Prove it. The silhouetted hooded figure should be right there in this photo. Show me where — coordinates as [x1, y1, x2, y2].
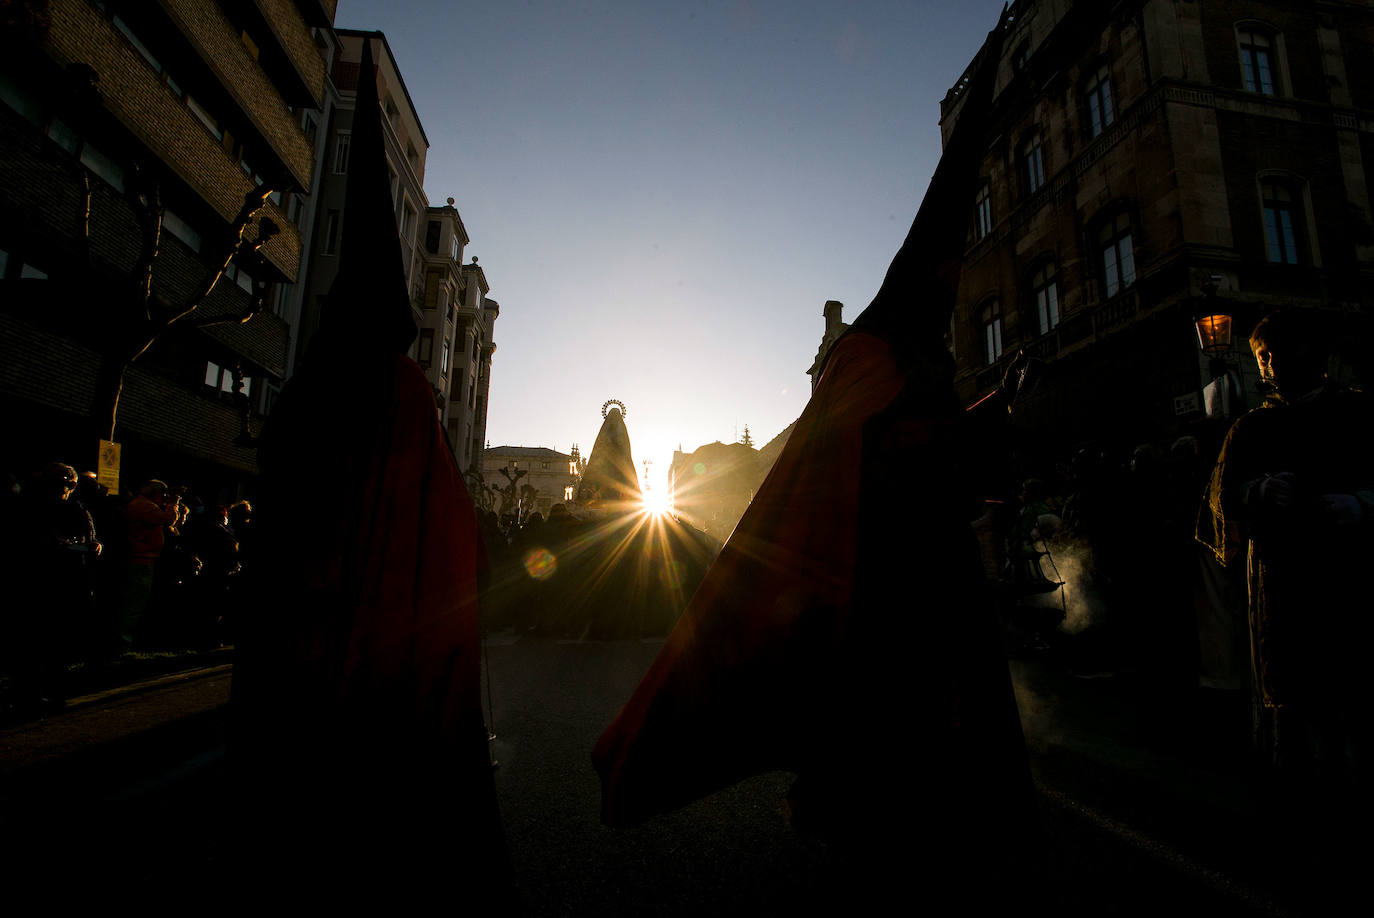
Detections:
[231, 34, 504, 899]
[593, 11, 1036, 905]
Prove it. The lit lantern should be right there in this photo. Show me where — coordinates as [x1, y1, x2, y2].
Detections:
[1194, 276, 1232, 356]
[1194, 312, 1233, 356]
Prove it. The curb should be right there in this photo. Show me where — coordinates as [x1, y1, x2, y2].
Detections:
[63, 662, 234, 712]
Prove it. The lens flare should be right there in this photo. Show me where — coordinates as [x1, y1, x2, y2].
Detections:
[641, 489, 670, 516]
[523, 547, 557, 581]
[692, 462, 706, 475]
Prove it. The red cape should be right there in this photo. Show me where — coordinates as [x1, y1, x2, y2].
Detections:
[593, 332, 1029, 835]
[233, 354, 503, 886]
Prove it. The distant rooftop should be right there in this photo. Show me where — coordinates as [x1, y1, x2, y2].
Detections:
[485, 446, 572, 460]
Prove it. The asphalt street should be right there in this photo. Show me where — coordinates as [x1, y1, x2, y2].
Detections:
[0, 635, 1358, 915]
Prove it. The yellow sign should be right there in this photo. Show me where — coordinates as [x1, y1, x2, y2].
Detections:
[98, 439, 120, 493]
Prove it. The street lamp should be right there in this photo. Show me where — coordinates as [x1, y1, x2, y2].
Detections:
[1193, 275, 1233, 358]
[1193, 275, 1238, 419]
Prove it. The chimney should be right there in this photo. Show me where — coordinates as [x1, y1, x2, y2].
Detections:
[823, 300, 844, 334]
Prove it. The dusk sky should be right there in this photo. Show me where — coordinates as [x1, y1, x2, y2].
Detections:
[336, 1, 1007, 495]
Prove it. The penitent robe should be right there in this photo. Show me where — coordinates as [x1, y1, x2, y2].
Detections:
[231, 351, 505, 895]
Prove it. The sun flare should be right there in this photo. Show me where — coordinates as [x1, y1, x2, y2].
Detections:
[640, 489, 671, 516]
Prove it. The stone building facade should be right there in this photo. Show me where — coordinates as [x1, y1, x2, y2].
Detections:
[945, 0, 1374, 457]
[482, 445, 582, 520]
[0, 0, 333, 494]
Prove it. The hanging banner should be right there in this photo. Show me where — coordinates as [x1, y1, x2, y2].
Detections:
[98, 439, 120, 493]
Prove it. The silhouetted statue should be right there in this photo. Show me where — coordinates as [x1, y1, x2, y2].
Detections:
[576, 402, 641, 509]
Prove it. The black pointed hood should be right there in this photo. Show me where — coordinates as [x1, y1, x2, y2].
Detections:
[850, 9, 1008, 365]
[315, 33, 417, 359]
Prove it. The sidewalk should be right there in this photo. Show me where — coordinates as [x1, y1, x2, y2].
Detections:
[0, 645, 234, 726]
[1013, 647, 1357, 917]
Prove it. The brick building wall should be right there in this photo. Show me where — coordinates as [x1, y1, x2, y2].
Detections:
[0, 0, 334, 488]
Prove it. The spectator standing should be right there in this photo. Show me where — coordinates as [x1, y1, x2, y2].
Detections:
[1198, 310, 1374, 780]
[121, 480, 177, 646]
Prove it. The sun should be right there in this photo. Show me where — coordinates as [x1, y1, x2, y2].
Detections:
[640, 488, 671, 516]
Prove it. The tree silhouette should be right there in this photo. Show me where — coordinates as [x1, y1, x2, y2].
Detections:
[739, 425, 754, 449]
[51, 63, 280, 460]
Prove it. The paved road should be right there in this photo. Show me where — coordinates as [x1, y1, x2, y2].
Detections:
[0, 637, 1351, 914]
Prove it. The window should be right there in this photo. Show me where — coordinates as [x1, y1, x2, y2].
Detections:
[186, 95, 222, 141]
[1021, 132, 1045, 195]
[1261, 179, 1303, 264]
[163, 209, 202, 252]
[302, 112, 318, 146]
[0, 72, 41, 123]
[1098, 213, 1136, 297]
[980, 300, 1004, 365]
[400, 201, 415, 239]
[441, 339, 451, 376]
[1013, 42, 1030, 74]
[450, 233, 461, 262]
[80, 143, 126, 192]
[333, 131, 351, 174]
[1085, 65, 1115, 138]
[231, 260, 253, 293]
[418, 328, 434, 367]
[46, 116, 79, 154]
[1238, 29, 1276, 95]
[113, 15, 162, 74]
[204, 361, 220, 387]
[1032, 262, 1060, 334]
[974, 185, 993, 240]
[322, 209, 340, 255]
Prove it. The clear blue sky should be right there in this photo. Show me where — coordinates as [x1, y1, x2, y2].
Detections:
[337, 1, 1006, 493]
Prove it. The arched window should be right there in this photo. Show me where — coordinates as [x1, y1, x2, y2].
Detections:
[1031, 262, 1060, 334]
[1021, 130, 1046, 195]
[1096, 213, 1136, 298]
[974, 184, 993, 240]
[1261, 178, 1305, 264]
[980, 300, 1004, 366]
[1084, 65, 1115, 138]
[1237, 25, 1283, 95]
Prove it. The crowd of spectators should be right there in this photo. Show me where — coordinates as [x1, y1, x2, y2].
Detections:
[1, 463, 251, 713]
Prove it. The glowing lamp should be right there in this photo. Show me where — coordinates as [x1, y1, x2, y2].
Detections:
[1193, 276, 1232, 356]
[1194, 312, 1233, 356]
